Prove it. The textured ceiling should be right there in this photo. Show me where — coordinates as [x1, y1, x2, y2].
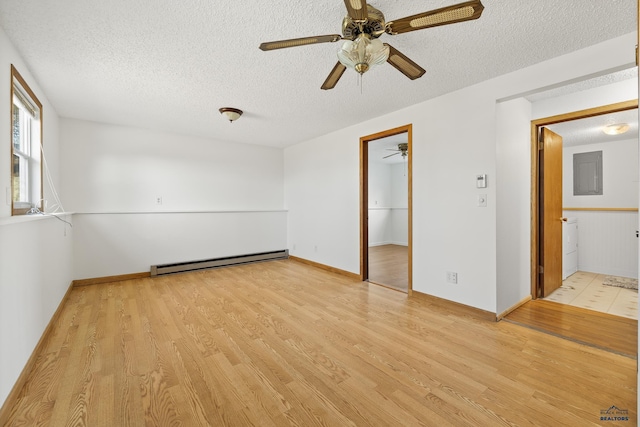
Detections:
[0, 0, 636, 148]
[529, 67, 638, 147]
[526, 67, 639, 103]
[547, 108, 638, 148]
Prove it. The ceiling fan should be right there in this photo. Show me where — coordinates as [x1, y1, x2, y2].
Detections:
[384, 143, 408, 159]
[259, 0, 484, 90]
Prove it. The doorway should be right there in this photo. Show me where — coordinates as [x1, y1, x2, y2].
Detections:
[360, 124, 413, 294]
[531, 100, 638, 304]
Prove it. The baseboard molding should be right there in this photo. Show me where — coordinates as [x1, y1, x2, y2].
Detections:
[496, 295, 532, 321]
[73, 272, 150, 287]
[411, 290, 496, 322]
[0, 281, 74, 426]
[369, 242, 409, 247]
[389, 241, 408, 247]
[288, 256, 361, 281]
[368, 241, 392, 247]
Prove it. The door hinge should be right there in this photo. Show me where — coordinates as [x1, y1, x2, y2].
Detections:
[538, 265, 544, 274]
[538, 141, 544, 151]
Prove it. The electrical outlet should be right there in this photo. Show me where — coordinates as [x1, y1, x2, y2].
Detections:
[156, 196, 162, 205]
[446, 271, 458, 284]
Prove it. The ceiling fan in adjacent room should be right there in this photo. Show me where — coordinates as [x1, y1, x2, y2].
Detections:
[259, 0, 484, 90]
[384, 143, 408, 159]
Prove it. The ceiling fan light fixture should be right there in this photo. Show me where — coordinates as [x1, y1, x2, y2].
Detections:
[337, 33, 389, 75]
[603, 123, 629, 135]
[219, 107, 243, 123]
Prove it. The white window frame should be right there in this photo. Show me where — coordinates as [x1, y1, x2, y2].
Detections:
[11, 65, 43, 216]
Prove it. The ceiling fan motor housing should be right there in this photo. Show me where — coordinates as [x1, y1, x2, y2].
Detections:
[342, 5, 386, 39]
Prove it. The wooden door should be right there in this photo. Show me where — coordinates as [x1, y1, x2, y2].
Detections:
[540, 127, 564, 297]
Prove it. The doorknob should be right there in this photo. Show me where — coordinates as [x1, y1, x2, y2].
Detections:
[560, 217, 568, 222]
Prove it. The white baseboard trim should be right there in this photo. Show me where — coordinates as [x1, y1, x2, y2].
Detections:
[369, 242, 409, 247]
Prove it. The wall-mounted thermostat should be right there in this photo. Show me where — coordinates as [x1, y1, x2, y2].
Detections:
[476, 174, 487, 188]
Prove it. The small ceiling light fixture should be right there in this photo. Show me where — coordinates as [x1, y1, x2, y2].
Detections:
[219, 107, 243, 123]
[603, 123, 630, 135]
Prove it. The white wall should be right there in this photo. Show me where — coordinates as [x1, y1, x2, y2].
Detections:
[367, 161, 408, 246]
[60, 118, 287, 279]
[495, 98, 533, 314]
[532, 79, 638, 120]
[390, 163, 408, 245]
[73, 212, 286, 279]
[564, 138, 638, 208]
[286, 84, 498, 311]
[368, 161, 392, 246]
[368, 161, 392, 208]
[0, 216, 73, 408]
[285, 127, 362, 273]
[286, 32, 637, 313]
[0, 26, 72, 408]
[60, 118, 284, 212]
[562, 138, 638, 278]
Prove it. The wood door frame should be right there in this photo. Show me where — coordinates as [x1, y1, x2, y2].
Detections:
[360, 124, 413, 294]
[530, 100, 638, 299]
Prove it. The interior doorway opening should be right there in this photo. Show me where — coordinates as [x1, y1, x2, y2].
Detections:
[531, 100, 638, 303]
[360, 124, 413, 294]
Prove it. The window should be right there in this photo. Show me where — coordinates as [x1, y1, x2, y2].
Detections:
[10, 65, 42, 215]
[573, 150, 603, 196]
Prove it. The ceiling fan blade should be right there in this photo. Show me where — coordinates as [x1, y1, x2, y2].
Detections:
[321, 62, 347, 90]
[385, 44, 426, 80]
[383, 152, 400, 159]
[386, 0, 484, 35]
[343, 0, 368, 21]
[259, 34, 343, 51]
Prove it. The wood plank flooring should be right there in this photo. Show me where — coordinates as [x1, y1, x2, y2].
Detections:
[368, 244, 408, 292]
[505, 299, 638, 358]
[4, 260, 637, 426]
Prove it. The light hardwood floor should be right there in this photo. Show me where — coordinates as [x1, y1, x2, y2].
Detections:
[3, 260, 637, 426]
[505, 299, 638, 358]
[368, 244, 408, 292]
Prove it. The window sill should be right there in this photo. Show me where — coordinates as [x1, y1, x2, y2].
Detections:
[0, 212, 73, 226]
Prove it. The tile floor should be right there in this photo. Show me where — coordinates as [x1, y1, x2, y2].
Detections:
[545, 271, 638, 319]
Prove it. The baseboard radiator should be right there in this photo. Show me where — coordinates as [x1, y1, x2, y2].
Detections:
[150, 249, 289, 277]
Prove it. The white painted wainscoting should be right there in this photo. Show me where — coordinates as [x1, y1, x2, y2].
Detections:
[0, 214, 74, 406]
[563, 210, 638, 279]
[73, 211, 288, 280]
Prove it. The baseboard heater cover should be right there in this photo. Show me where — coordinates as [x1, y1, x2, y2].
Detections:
[150, 249, 289, 277]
